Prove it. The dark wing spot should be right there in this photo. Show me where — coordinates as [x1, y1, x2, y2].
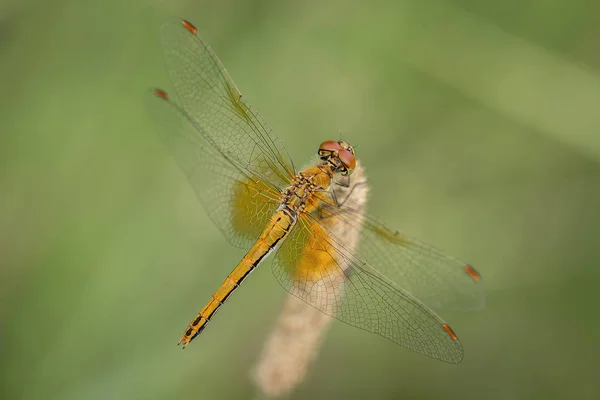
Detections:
[181, 20, 198, 35]
[442, 324, 458, 341]
[153, 88, 169, 100]
[464, 264, 482, 282]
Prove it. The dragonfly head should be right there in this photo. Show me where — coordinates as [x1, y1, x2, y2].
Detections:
[318, 140, 356, 176]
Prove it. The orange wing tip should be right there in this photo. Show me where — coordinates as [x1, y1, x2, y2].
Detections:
[153, 88, 169, 100]
[442, 324, 458, 341]
[464, 264, 482, 282]
[181, 19, 198, 35]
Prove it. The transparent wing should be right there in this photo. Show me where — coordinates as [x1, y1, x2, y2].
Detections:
[272, 215, 464, 363]
[146, 89, 281, 248]
[322, 201, 486, 312]
[360, 213, 485, 311]
[159, 19, 295, 188]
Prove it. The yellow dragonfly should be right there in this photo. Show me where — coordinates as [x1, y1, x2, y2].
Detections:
[147, 19, 485, 363]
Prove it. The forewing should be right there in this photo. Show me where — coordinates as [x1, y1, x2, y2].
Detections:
[146, 89, 280, 248]
[272, 215, 464, 363]
[159, 19, 295, 187]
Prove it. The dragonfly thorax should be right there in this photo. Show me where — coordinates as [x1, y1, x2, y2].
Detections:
[280, 166, 333, 215]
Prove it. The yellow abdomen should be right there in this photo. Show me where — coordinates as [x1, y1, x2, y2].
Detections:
[178, 208, 296, 347]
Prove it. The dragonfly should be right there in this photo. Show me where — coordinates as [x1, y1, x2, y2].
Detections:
[147, 19, 485, 364]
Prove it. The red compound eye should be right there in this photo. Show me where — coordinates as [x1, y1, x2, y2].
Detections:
[319, 140, 342, 153]
[339, 149, 356, 171]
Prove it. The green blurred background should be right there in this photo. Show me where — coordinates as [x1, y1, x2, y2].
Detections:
[2, 0, 600, 399]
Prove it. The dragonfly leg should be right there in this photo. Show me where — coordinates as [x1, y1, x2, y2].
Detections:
[331, 180, 368, 207]
[332, 175, 351, 188]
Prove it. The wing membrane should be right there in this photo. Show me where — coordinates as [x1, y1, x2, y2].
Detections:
[159, 19, 295, 188]
[146, 90, 280, 248]
[325, 204, 486, 312]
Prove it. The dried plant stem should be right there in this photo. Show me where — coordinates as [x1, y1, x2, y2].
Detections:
[252, 161, 369, 398]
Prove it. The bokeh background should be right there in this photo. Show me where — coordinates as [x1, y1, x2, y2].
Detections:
[2, 0, 600, 399]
